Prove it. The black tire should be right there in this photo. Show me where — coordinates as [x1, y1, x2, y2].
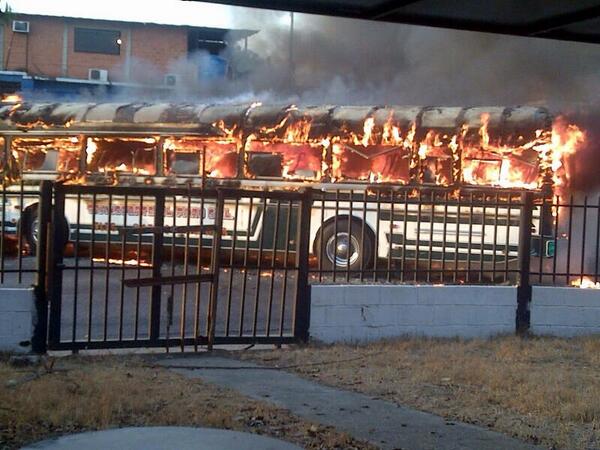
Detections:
[23, 207, 69, 255]
[314, 218, 374, 272]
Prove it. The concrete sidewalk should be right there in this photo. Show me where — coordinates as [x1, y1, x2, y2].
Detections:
[157, 355, 542, 450]
[22, 427, 302, 450]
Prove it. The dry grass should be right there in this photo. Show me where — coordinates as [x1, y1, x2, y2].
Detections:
[242, 335, 600, 450]
[0, 355, 376, 450]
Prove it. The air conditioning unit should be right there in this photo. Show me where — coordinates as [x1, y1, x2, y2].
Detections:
[88, 68, 109, 82]
[12, 21, 30, 33]
[164, 74, 177, 87]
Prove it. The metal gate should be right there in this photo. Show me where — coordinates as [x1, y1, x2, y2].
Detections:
[45, 184, 311, 351]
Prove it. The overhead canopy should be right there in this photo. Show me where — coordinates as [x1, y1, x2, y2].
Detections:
[191, 0, 600, 45]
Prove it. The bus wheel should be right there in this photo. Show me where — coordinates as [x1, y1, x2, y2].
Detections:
[315, 218, 374, 272]
[23, 207, 69, 255]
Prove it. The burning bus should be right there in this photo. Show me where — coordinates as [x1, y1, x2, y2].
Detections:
[0, 101, 584, 272]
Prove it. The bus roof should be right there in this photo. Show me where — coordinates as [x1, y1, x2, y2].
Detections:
[0, 102, 553, 138]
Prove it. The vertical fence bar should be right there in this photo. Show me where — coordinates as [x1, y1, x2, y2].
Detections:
[87, 193, 96, 343]
[480, 197, 486, 283]
[294, 189, 312, 343]
[279, 199, 293, 337]
[504, 196, 512, 283]
[239, 196, 253, 336]
[566, 195, 574, 285]
[387, 190, 394, 282]
[318, 192, 325, 283]
[347, 191, 353, 282]
[492, 193, 499, 282]
[360, 190, 367, 283]
[72, 193, 81, 343]
[466, 193, 474, 283]
[225, 197, 239, 336]
[149, 191, 165, 344]
[552, 195, 559, 285]
[252, 195, 268, 336]
[538, 196, 546, 284]
[17, 179, 24, 284]
[103, 193, 112, 341]
[134, 195, 143, 340]
[453, 193, 461, 284]
[415, 190, 422, 283]
[373, 190, 381, 282]
[207, 189, 224, 351]
[194, 193, 206, 348]
[440, 191, 448, 283]
[516, 191, 533, 335]
[427, 192, 434, 283]
[579, 196, 588, 284]
[266, 199, 281, 336]
[32, 181, 52, 354]
[401, 190, 408, 282]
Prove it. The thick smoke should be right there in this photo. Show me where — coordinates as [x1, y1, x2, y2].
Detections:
[222, 10, 600, 107]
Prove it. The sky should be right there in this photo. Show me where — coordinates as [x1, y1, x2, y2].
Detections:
[0, 0, 236, 29]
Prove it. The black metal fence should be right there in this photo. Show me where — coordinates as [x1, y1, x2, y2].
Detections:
[309, 187, 528, 285]
[3, 183, 600, 290]
[0, 180, 46, 286]
[530, 193, 600, 288]
[43, 184, 311, 351]
[5, 181, 600, 351]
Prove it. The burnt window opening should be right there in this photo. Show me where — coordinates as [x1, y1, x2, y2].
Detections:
[246, 142, 323, 180]
[332, 144, 410, 184]
[74, 28, 121, 55]
[11, 137, 81, 173]
[461, 139, 540, 189]
[163, 137, 238, 178]
[86, 138, 156, 175]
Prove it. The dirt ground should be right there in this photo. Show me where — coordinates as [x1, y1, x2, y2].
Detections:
[242, 335, 600, 450]
[0, 353, 376, 450]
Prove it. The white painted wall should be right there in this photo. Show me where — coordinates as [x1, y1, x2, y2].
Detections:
[310, 285, 516, 343]
[0, 288, 35, 353]
[531, 287, 600, 336]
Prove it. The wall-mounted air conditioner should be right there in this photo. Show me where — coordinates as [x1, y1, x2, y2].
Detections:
[88, 68, 109, 82]
[164, 74, 177, 86]
[12, 21, 30, 33]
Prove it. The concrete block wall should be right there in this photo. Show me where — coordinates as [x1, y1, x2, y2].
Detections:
[0, 288, 35, 353]
[310, 285, 516, 343]
[531, 287, 600, 336]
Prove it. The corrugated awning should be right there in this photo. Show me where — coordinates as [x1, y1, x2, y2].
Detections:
[193, 0, 600, 45]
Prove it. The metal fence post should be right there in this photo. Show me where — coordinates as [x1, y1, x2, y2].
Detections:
[294, 188, 312, 343]
[150, 191, 165, 344]
[31, 181, 52, 354]
[47, 183, 65, 349]
[517, 191, 533, 335]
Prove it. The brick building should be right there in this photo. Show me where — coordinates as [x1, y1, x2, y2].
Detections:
[0, 9, 256, 98]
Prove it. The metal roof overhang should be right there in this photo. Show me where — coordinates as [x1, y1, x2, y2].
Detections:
[187, 0, 600, 45]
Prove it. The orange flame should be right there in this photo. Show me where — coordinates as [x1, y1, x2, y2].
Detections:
[571, 277, 600, 289]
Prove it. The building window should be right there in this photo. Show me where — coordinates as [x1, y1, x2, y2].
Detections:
[74, 28, 121, 55]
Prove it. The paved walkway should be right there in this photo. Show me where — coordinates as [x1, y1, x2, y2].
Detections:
[22, 427, 302, 450]
[158, 355, 542, 450]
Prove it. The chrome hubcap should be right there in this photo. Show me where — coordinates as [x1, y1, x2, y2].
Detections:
[325, 232, 360, 268]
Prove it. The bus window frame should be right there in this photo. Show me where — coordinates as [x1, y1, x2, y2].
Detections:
[84, 135, 161, 177]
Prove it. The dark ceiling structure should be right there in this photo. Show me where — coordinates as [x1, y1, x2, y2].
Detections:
[188, 0, 600, 45]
